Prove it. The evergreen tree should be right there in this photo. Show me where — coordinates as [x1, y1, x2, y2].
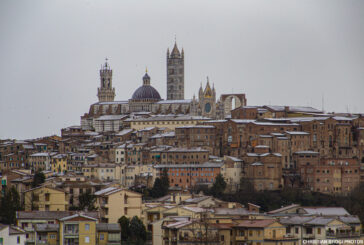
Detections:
[129, 216, 147, 244]
[78, 191, 96, 211]
[118, 215, 147, 244]
[32, 171, 45, 188]
[118, 216, 130, 242]
[160, 168, 170, 189]
[150, 168, 170, 198]
[210, 173, 227, 197]
[0, 187, 21, 224]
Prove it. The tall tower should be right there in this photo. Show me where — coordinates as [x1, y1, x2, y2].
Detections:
[167, 41, 184, 100]
[97, 58, 115, 102]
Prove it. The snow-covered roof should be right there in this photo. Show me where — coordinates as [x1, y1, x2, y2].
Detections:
[94, 100, 128, 105]
[156, 99, 192, 104]
[294, 151, 319, 155]
[300, 207, 350, 216]
[285, 131, 310, 135]
[30, 152, 50, 157]
[94, 187, 119, 196]
[176, 125, 215, 129]
[116, 129, 133, 136]
[95, 115, 128, 121]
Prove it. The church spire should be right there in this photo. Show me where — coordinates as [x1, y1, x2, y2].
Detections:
[171, 41, 181, 58]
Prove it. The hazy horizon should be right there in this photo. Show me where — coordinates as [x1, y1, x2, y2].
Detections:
[1, 0, 364, 140]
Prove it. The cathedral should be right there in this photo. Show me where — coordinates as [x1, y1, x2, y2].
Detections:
[81, 42, 246, 131]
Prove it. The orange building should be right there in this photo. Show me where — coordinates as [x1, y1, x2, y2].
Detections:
[155, 162, 223, 189]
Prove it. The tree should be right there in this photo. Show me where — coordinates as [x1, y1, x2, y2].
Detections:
[118, 216, 130, 242]
[118, 215, 147, 244]
[0, 187, 21, 224]
[150, 168, 170, 198]
[239, 178, 255, 193]
[129, 216, 147, 244]
[209, 174, 227, 197]
[78, 191, 96, 211]
[32, 171, 45, 188]
[161, 168, 170, 189]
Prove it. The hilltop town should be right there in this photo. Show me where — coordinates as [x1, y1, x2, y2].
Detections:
[1, 43, 364, 244]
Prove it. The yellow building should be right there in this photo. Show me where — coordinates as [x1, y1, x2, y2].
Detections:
[281, 216, 360, 244]
[96, 223, 121, 245]
[129, 115, 211, 131]
[95, 187, 142, 223]
[24, 186, 68, 211]
[81, 163, 121, 182]
[59, 213, 97, 245]
[124, 164, 153, 187]
[51, 154, 68, 174]
[16, 210, 100, 245]
[221, 156, 244, 192]
[233, 219, 298, 245]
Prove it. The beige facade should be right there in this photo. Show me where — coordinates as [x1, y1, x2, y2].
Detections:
[24, 186, 68, 211]
[95, 187, 142, 223]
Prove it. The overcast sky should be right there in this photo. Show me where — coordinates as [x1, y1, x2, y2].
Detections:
[1, 0, 364, 140]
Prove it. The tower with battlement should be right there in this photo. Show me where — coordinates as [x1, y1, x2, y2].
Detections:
[97, 59, 115, 102]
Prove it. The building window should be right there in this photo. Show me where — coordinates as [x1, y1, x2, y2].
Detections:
[100, 234, 104, 240]
[85, 236, 90, 243]
[17, 236, 20, 244]
[85, 224, 90, 231]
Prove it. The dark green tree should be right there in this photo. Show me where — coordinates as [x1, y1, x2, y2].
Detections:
[129, 216, 147, 244]
[31, 171, 45, 188]
[150, 168, 170, 198]
[0, 187, 21, 224]
[209, 173, 227, 197]
[161, 168, 170, 189]
[78, 191, 96, 211]
[118, 215, 130, 242]
[239, 178, 255, 193]
[118, 215, 147, 244]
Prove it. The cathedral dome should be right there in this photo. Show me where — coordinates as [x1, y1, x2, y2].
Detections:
[131, 85, 161, 100]
[131, 72, 161, 100]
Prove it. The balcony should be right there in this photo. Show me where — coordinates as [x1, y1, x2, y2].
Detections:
[64, 225, 79, 236]
[178, 235, 220, 243]
[236, 236, 248, 241]
[326, 231, 361, 238]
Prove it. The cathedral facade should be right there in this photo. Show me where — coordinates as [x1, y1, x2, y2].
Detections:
[81, 42, 246, 131]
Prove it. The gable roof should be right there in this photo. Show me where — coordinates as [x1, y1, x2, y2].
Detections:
[235, 219, 277, 228]
[267, 204, 300, 214]
[16, 211, 100, 220]
[299, 207, 350, 216]
[59, 213, 98, 222]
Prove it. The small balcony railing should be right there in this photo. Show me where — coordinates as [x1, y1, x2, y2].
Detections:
[326, 231, 360, 238]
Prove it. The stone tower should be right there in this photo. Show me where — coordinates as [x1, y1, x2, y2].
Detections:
[97, 59, 115, 102]
[167, 42, 184, 100]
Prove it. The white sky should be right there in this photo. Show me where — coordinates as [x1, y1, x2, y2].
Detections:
[0, 0, 364, 139]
